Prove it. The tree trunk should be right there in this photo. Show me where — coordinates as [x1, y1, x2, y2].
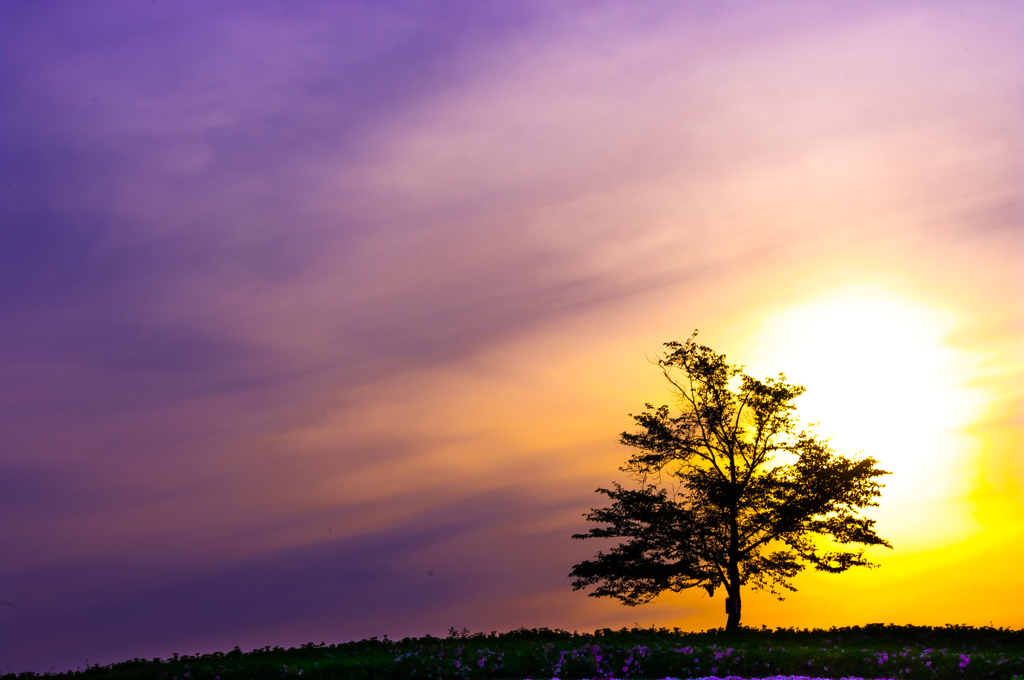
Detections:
[725, 556, 742, 631]
[726, 497, 741, 631]
[725, 584, 741, 631]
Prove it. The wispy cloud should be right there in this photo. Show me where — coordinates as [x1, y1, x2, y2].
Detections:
[2, 0, 1021, 673]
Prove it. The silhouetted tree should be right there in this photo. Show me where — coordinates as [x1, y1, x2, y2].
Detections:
[569, 332, 892, 630]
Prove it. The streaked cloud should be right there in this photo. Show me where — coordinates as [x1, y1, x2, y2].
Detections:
[2, 0, 1021, 673]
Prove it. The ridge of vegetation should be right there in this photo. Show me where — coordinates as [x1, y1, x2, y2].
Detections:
[6, 624, 1023, 680]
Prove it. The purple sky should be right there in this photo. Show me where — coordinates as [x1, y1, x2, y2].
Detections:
[2, 0, 1022, 674]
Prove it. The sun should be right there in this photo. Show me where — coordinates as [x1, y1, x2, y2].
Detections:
[737, 284, 992, 550]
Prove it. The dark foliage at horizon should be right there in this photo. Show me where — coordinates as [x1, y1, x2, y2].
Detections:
[5, 624, 1023, 680]
[571, 333, 892, 630]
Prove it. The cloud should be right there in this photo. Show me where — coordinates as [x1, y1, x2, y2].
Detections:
[1, 0, 1021, 672]
[1, 487, 602, 672]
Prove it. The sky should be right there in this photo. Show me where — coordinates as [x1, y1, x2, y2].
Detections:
[1, 0, 1022, 673]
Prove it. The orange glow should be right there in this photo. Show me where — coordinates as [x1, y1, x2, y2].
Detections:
[739, 285, 993, 549]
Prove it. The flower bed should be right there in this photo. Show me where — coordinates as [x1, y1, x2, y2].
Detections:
[5, 625, 1022, 680]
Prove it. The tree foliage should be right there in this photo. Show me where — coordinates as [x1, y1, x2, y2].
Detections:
[569, 332, 892, 629]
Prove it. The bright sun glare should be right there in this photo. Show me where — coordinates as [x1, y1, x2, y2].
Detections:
[740, 285, 991, 550]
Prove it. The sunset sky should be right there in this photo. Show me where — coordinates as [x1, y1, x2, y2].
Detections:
[2, 0, 1022, 674]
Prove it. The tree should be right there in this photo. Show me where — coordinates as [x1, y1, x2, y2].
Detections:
[569, 332, 892, 630]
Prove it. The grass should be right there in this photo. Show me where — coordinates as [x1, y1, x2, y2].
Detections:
[4, 624, 1023, 680]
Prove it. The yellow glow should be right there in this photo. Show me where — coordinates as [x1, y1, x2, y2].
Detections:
[739, 284, 993, 549]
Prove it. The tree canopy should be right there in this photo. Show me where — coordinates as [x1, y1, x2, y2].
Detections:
[569, 332, 892, 630]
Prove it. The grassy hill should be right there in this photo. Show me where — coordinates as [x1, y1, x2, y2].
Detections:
[5, 624, 1023, 680]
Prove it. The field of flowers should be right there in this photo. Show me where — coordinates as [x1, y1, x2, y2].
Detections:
[4, 624, 1022, 680]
